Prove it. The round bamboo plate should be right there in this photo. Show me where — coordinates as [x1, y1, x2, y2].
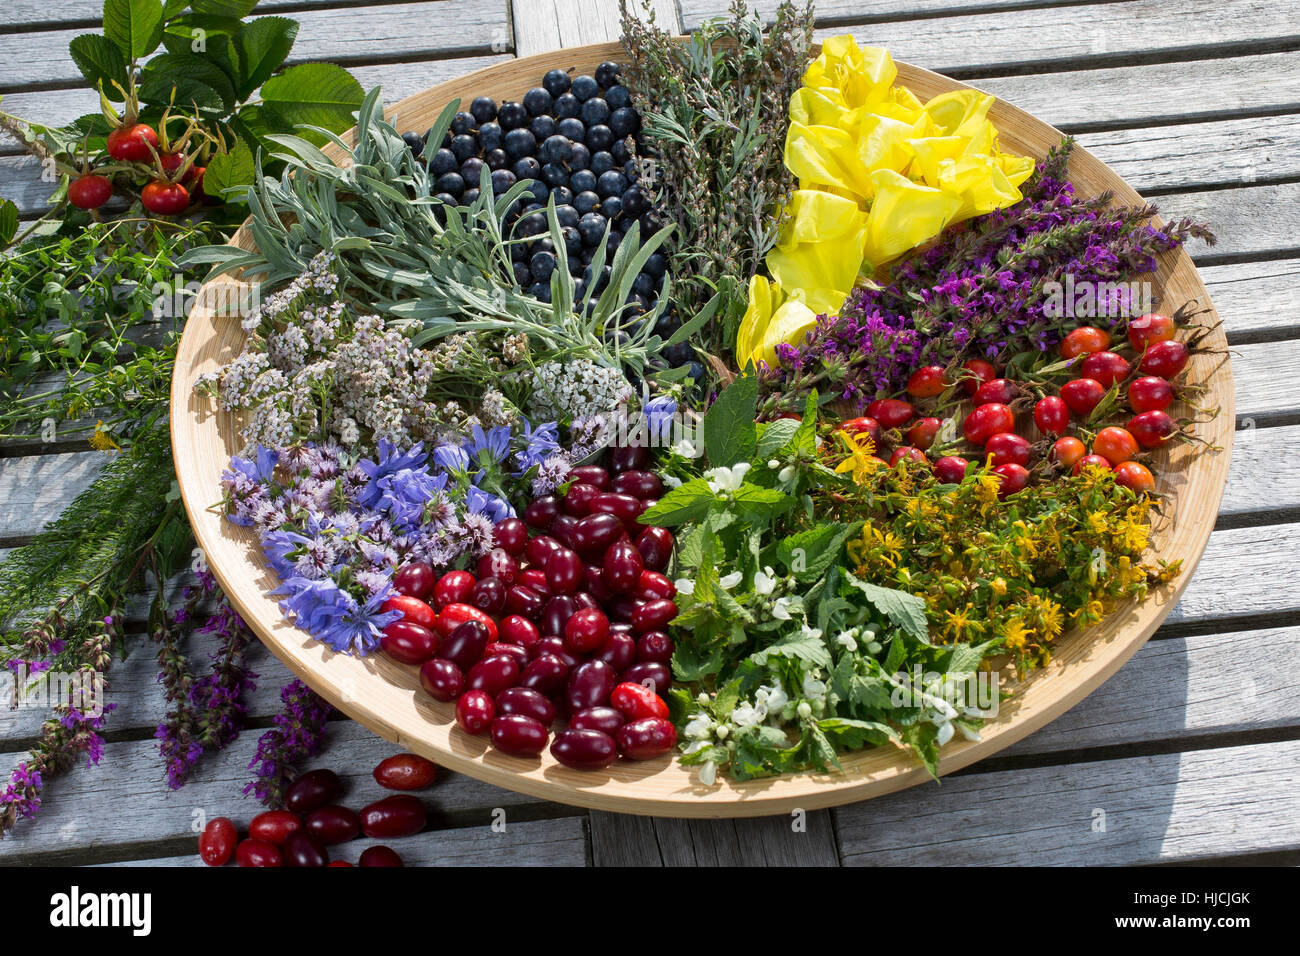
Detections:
[170, 41, 1234, 817]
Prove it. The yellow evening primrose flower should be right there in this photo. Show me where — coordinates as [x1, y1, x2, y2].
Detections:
[735, 274, 821, 369]
[738, 37, 1036, 365]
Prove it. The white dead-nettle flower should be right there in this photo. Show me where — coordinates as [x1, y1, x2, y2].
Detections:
[704, 461, 751, 494]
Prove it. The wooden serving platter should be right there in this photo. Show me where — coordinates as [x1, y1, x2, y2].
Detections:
[170, 42, 1234, 817]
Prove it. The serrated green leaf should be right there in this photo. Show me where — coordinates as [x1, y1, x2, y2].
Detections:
[259, 62, 364, 139]
[104, 0, 165, 59]
[189, 0, 258, 15]
[202, 137, 256, 200]
[818, 717, 896, 750]
[703, 372, 757, 467]
[0, 200, 18, 245]
[777, 521, 858, 581]
[845, 571, 930, 644]
[139, 51, 235, 112]
[754, 417, 799, 459]
[638, 477, 714, 527]
[68, 34, 129, 98]
[900, 722, 941, 779]
[749, 631, 831, 668]
[233, 16, 298, 99]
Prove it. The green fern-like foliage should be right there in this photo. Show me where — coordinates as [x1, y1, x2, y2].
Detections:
[0, 421, 192, 655]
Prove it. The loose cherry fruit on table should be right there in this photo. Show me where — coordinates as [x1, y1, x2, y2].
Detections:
[373, 753, 438, 790]
[199, 817, 237, 866]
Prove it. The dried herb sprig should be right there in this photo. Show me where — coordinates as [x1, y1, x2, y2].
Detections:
[620, 0, 814, 361]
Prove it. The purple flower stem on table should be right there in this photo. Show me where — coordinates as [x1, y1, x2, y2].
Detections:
[244, 679, 334, 808]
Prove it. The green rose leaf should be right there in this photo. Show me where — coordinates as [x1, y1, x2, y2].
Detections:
[68, 34, 129, 99]
[202, 137, 256, 201]
[702, 371, 757, 467]
[0, 199, 19, 246]
[139, 51, 236, 112]
[104, 0, 166, 60]
[189, 0, 259, 16]
[259, 63, 364, 139]
[233, 16, 299, 100]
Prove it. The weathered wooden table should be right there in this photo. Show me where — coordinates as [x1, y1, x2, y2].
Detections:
[2, 0, 1297, 867]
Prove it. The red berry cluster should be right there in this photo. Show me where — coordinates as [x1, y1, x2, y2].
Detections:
[198, 755, 437, 867]
[378, 444, 679, 771]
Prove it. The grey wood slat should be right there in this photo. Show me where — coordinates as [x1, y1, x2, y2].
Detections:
[0, 0, 434, 29]
[510, 0, 680, 57]
[89, 816, 587, 866]
[833, 738, 1300, 865]
[589, 809, 841, 865]
[976, 52, 1300, 131]
[1000, 625, 1300, 758]
[1, 635, 287, 743]
[0, 716, 577, 861]
[1077, 114, 1300, 193]
[678, 0, 1100, 28]
[1201, 258, 1300, 343]
[0, 1, 512, 91]
[822, 1, 1300, 77]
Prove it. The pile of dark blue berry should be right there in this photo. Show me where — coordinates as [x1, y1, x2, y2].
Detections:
[401, 61, 696, 373]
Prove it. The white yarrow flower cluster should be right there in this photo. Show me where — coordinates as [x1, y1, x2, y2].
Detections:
[526, 359, 635, 423]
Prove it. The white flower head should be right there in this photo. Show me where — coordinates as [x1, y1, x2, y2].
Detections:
[753, 567, 776, 596]
[836, 632, 858, 652]
[675, 578, 695, 596]
[698, 760, 718, 787]
[684, 715, 714, 739]
[704, 461, 751, 494]
[731, 704, 764, 729]
[719, 571, 742, 590]
[802, 675, 827, 701]
[771, 597, 794, 621]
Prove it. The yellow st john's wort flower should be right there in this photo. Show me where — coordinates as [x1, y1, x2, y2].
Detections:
[89, 420, 120, 452]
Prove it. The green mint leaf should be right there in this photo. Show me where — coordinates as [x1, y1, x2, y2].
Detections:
[818, 717, 897, 750]
[900, 722, 941, 780]
[638, 477, 714, 527]
[754, 417, 799, 459]
[703, 372, 757, 466]
[749, 630, 831, 668]
[777, 520, 859, 581]
[845, 571, 930, 645]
